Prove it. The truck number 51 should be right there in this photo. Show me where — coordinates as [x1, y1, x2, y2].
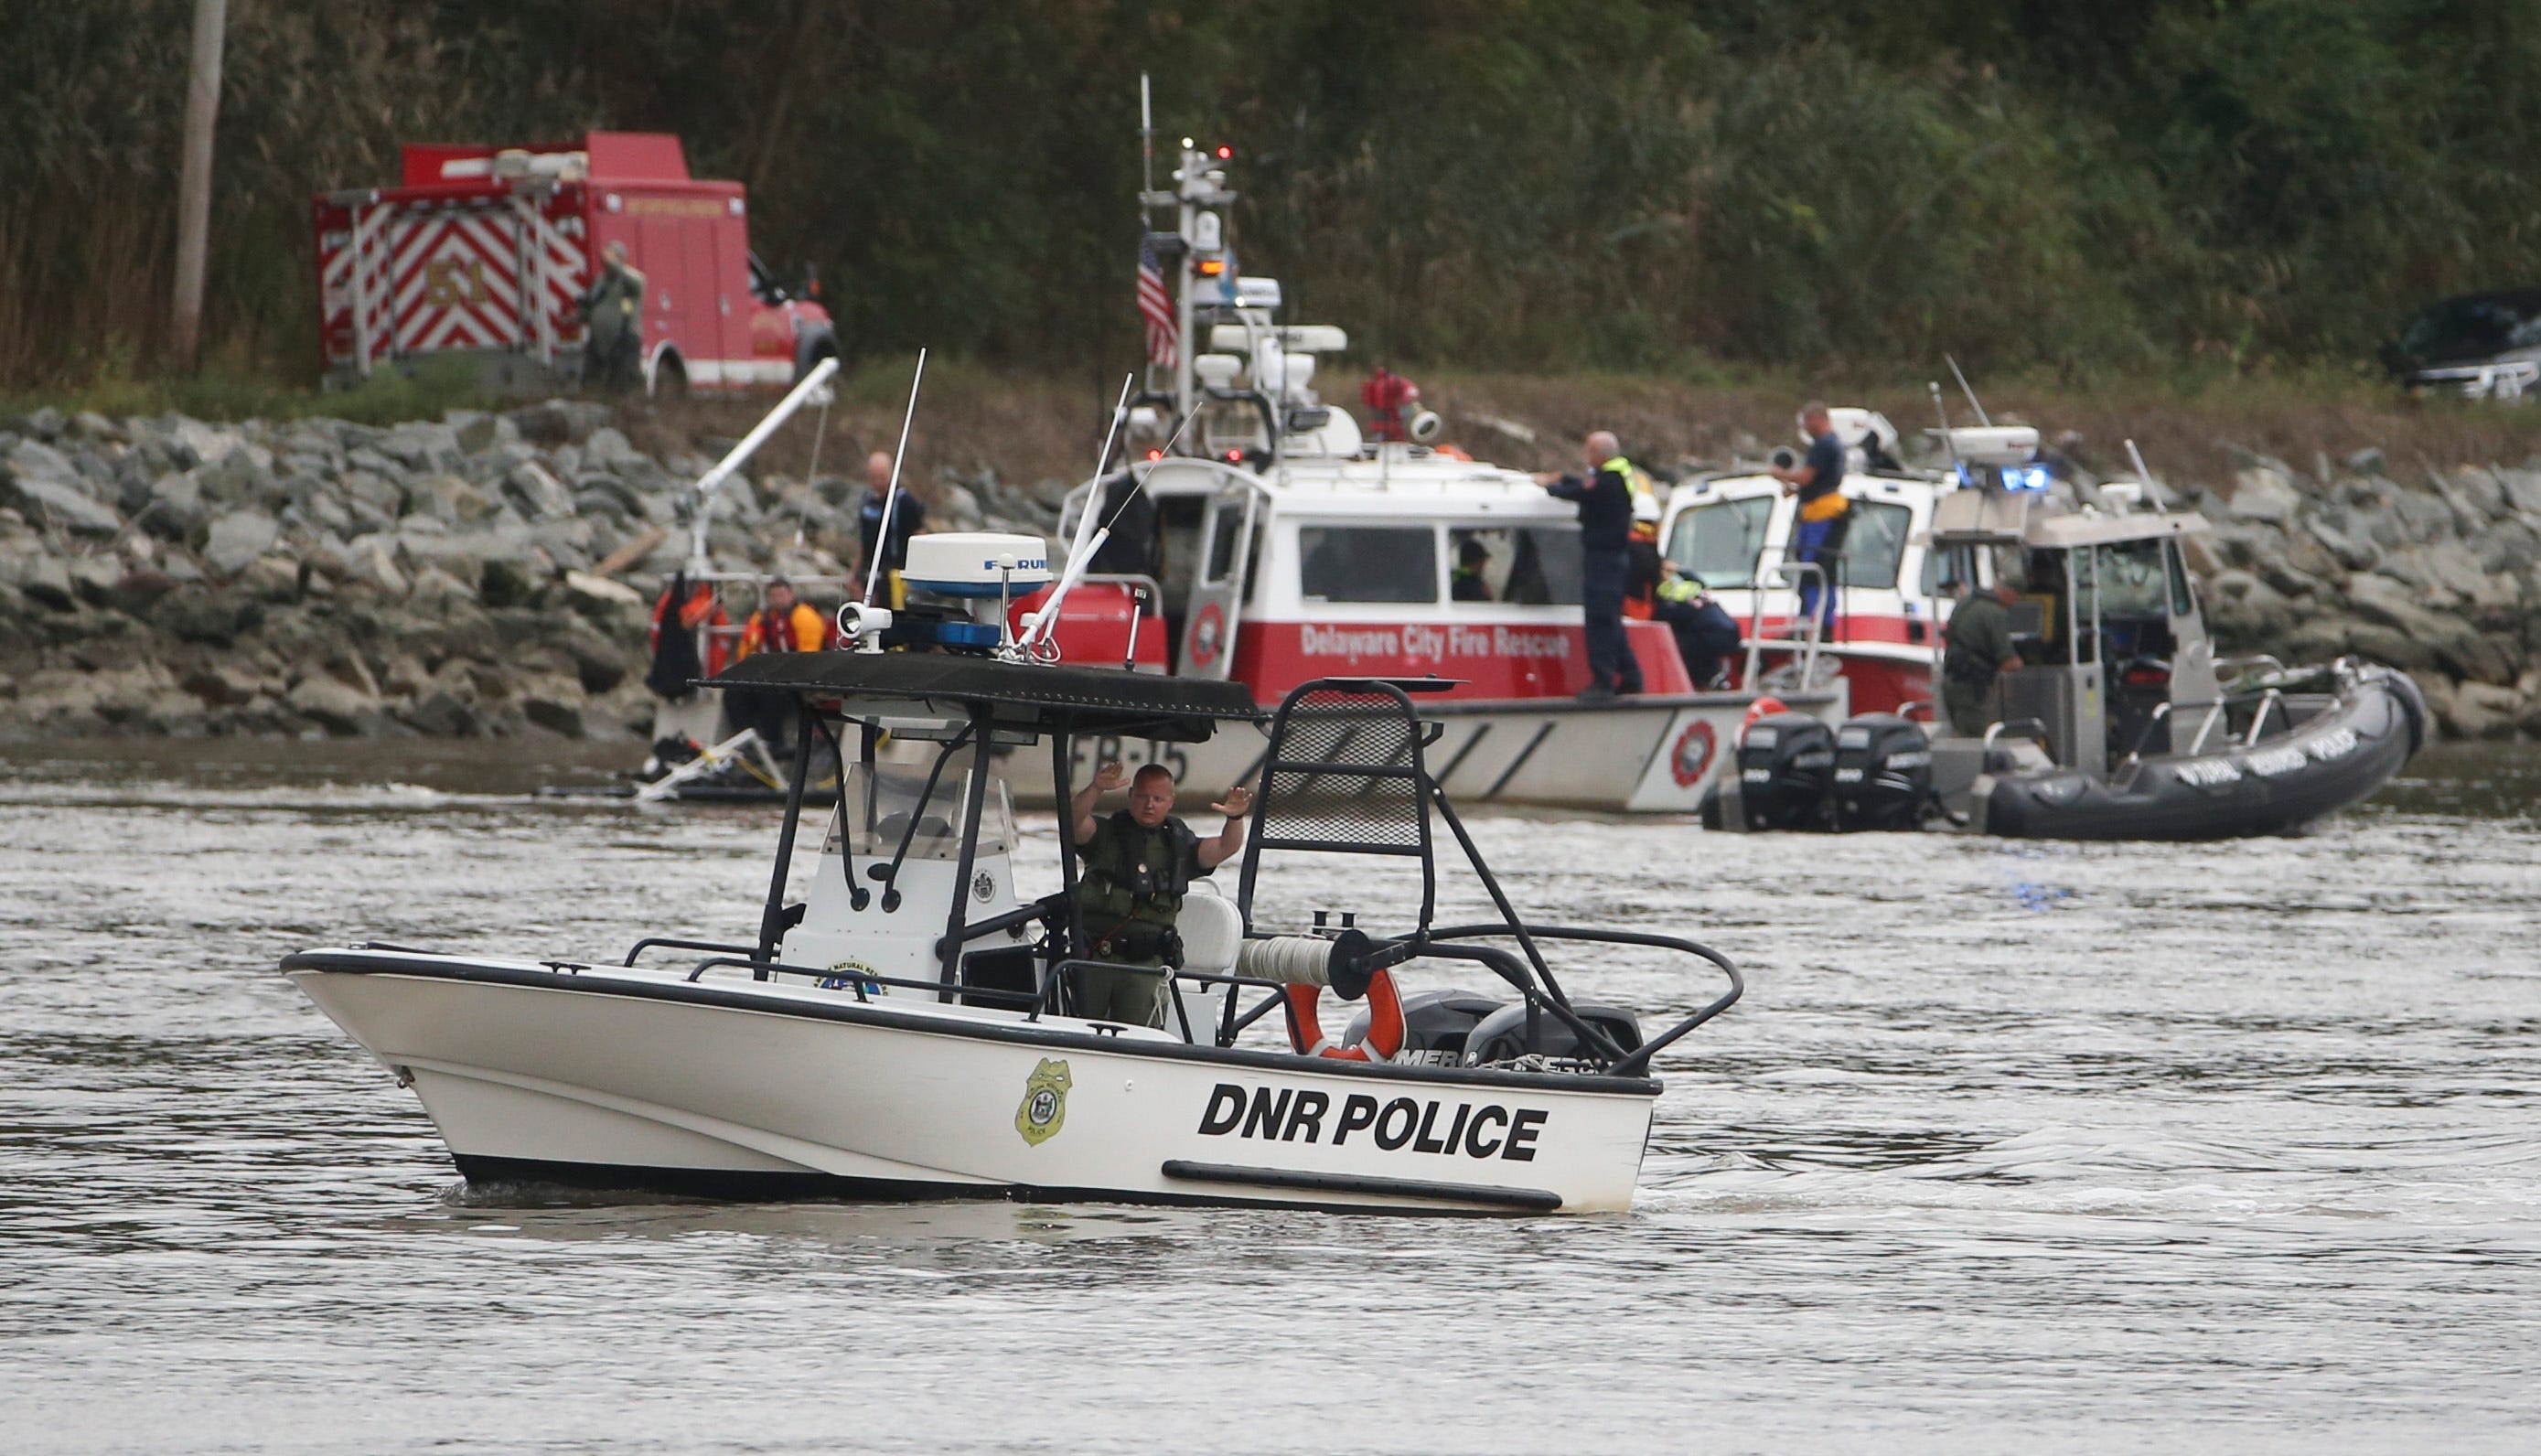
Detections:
[424, 258, 491, 307]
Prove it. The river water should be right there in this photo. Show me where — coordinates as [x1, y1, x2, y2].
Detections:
[2, 739, 2536, 1452]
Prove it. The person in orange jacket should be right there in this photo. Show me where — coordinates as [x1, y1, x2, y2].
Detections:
[736, 578, 826, 658]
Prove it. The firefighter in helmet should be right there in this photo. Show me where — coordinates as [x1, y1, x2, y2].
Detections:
[582, 241, 648, 392]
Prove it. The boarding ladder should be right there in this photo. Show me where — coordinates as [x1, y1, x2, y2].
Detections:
[1738, 551, 1841, 691]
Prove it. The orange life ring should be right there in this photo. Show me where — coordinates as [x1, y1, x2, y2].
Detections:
[1283, 969, 1405, 1063]
[1742, 695, 1788, 734]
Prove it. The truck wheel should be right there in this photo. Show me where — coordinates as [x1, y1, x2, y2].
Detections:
[796, 326, 842, 381]
[652, 354, 690, 400]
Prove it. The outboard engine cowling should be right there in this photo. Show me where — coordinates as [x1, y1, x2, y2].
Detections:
[1345, 990, 1506, 1068]
[1831, 712, 1934, 831]
[1736, 712, 1836, 830]
[1463, 1001, 1645, 1070]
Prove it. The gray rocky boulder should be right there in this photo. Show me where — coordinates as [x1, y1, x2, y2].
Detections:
[201, 509, 281, 579]
[2497, 467, 2541, 518]
[286, 674, 381, 737]
[4, 476, 122, 537]
[2226, 466, 2303, 522]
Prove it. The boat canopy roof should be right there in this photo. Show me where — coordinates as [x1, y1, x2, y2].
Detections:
[2022, 509, 2210, 550]
[1929, 485, 2209, 550]
[707, 651, 1258, 742]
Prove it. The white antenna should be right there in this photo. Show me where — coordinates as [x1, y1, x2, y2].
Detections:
[1946, 354, 1990, 427]
[1140, 74, 1154, 201]
[1022, 373, 1137, 650]
[861, 348, 927, 607]
[1928, 381, 1964, 478]
[2123, 437, 2171, 512]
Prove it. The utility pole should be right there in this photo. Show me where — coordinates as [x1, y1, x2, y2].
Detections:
[170, 0, 228, 371]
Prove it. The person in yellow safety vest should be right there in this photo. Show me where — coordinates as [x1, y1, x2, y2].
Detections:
[1537, 430, 1644, 700]
[1652, 561, 1743, 690]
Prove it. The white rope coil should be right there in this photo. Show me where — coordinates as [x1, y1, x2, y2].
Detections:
[1236, 937, 1335, 987]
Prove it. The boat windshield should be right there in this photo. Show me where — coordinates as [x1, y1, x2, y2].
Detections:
[824, 761, 1015, 862]
[1836, 499, 1913, 589]
[1667, 496, 1774, 589]
[2082, 538, 2174, 619]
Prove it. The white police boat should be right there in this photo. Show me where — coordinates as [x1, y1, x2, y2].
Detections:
[284, 537, 1744, 1215]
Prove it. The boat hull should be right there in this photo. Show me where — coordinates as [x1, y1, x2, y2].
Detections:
[1979, 667, 2425, 840]
[286, 951, 1661, 1215]
[1020, 686, 1848, 814]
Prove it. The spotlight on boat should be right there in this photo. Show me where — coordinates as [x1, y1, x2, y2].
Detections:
[1408, 409, 1443, 444]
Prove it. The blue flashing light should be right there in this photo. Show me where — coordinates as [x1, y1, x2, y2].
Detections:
[2002, 464, 2052, 492]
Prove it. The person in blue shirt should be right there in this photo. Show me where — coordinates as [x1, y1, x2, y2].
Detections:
[1537, 430, 1643, 701]
[1767, 401, 1852, 634]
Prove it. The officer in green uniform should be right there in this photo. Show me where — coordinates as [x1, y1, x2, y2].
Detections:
[580, 241, 648, 392]
[1942, 577, 2025, 736]
[1067, 761, 1253, 1026]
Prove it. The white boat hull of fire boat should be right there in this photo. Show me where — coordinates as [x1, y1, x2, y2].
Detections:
[1021, 686, 1847, 814]
[286, 950, 1658, 1215]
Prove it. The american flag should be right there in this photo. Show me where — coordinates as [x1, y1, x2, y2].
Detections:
[1136, 234, 1177, 367]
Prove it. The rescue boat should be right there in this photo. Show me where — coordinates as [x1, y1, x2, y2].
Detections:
[1007, 138, 1843, 812]
[1700, 461, 2428, 840]
[285, 551, 1747, 1215]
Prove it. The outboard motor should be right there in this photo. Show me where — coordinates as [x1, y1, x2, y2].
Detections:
[1831, 712, 1934, 831]
[1463, 1001, 1645, 1070]
[1346, 990, 1506, 1068]
[1736, 712, 1836, 830]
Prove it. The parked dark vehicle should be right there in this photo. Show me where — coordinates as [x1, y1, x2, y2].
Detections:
[2379, 290, 2541, 400]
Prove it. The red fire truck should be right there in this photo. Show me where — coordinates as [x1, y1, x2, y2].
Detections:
[313, 131, 837, 396]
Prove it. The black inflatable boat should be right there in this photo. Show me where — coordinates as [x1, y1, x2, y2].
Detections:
[1978, 662, 2425, 840]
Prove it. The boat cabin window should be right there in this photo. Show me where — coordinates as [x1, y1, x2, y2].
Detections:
[1835, 500, 1913, 589]
[1298, 525, 1439, 603]
[824, 761, 1015, 862]
[1448, 526, 1582, 605]
[2165, 540, 2195, 618]
[1204, 509, 1246, 585]
[2091, 539, 2173, 618]
[1666, 497, 1773, 589]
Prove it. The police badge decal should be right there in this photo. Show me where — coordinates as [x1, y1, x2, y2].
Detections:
[1015, 1058, 1072, 1146]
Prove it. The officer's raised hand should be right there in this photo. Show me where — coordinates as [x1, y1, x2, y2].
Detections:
[1195, 781, 1254, 871]
[1072, 761, 1132, 844]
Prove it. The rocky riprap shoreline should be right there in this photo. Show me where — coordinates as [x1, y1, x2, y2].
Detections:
[2172, 450, 2541, 740]
[0, 403, 1053, 742]
[1, 403, 2535, 742]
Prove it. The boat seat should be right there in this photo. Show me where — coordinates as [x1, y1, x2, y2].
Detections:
[1174, 886, 1245, 975]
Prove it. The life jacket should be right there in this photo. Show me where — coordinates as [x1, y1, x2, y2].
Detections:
[1603, 455, 1656, 508]
[1075, 810, 1200, 928]
[1656, 573, 1703, 605]
[1623, 525, 1661, 620]
[740, 602, 823, 658]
